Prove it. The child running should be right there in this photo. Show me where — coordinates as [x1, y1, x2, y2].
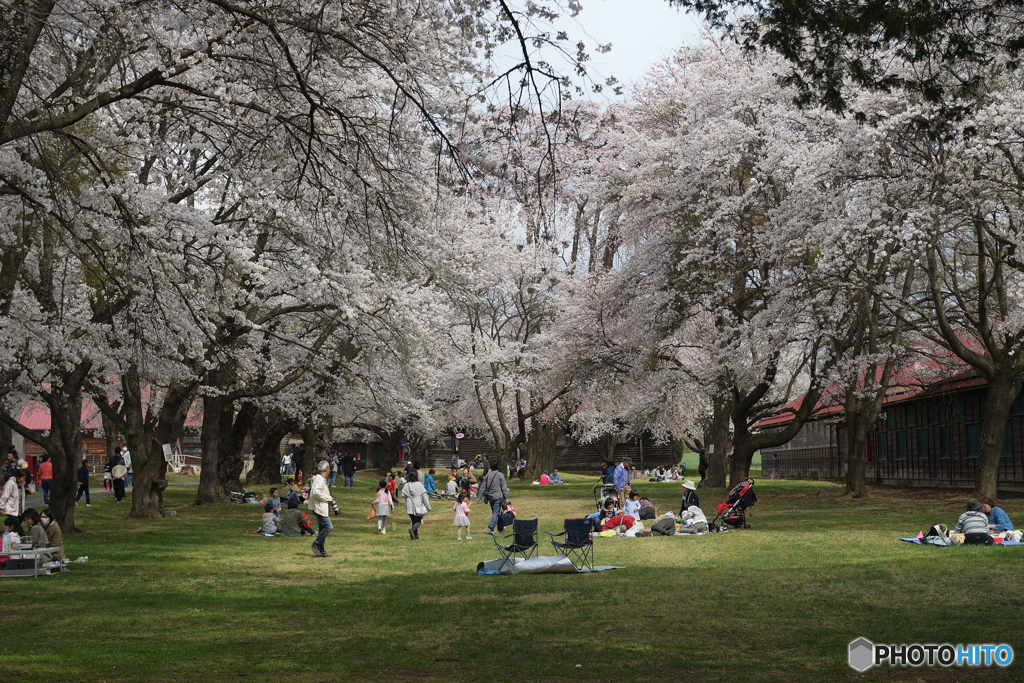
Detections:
[453, 492, 472, 540]
[373, 479, 392, 534]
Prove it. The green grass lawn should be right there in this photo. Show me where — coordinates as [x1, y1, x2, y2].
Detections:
[3, 473, 1022, 682]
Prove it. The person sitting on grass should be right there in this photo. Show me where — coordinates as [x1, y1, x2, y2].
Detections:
[262, 488, 282, 518]
[446, 474, 458, 496]
[637, 496, 657, 520]
[280, 498, 313, 537]
[539, 471, 550, 485]
[623, 490, 641, 521]
[2, 515, 23, 550]
[550, 469, 563, 485]
[678, 505, 708, 534]
[599, 500, 635, 532]
[40, 509, 63, 551]
[261, 502, 279, 536]
[22, 508, 48, 548]
[680, 480, 699, 512]
[282, 479, 301, 504]
[425, 469, 437, 493]
[979, 497, 1014, 532]
[953, 498, 993, 545]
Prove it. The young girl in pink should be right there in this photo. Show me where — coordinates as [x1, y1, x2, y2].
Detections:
[453, 492, 472, 540]
[373, 479, 392, 534]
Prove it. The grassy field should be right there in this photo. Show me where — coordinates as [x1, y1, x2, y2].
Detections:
[3, 473, 1022, 682]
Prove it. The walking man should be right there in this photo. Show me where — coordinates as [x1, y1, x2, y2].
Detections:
[613, 457, 632, 506]
[477, 465, 509, 536]
[308, 461, 335, 557]
[75, 458, 91, 506]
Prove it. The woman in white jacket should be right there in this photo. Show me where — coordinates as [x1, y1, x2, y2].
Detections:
[401, 471, 430, 540]
[1, 470, 25, 517]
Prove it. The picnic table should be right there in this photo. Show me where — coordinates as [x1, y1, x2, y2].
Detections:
[1, 546, 66, 578]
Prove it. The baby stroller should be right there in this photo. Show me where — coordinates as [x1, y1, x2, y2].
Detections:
[593, 481, 620, 513]
[712, 479, 756, 530]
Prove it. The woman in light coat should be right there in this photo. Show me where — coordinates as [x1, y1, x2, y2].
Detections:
[1, 470, 25, 517]
[401, 474, 430, 540]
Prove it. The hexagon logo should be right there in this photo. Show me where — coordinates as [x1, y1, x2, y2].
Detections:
[849, 637, 874, 672]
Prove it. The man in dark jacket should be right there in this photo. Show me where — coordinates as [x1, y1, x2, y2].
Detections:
[480, 456, 490, 476]
[341, 452, 356, 487]
[75, 458, 91, 506]
[697, 450, 708, 487]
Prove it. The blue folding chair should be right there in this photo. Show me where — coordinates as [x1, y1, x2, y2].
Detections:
[494, 518, 539, 573]
[546, 518, 595, 572]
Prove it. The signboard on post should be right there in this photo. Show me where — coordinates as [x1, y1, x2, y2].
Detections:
[162, 443, 173, 462]
[708, 444, 715, 454]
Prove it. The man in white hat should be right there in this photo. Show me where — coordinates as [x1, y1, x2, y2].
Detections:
[680, 479, 699, 512]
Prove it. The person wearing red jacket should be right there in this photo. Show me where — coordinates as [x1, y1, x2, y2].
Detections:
[37, 456, 53, 505]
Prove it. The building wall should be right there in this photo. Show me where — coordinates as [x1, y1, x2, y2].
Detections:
[761, 387, 1024, 490]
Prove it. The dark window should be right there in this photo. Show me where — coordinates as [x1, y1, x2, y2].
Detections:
[906, 407, 916, 427]
[954, 398, 966, 421]
[1014, 390, 1024, 414]
[928, 403, 940, 424]
[940, 427, 950, 458]
[877, 433, 888, 460]
[967, 424, 981, 457]
[917, 429, 929, 458]
[981, 395, 987, 419]
[897, 431, 907, 459]
[1003, 421, 1013, 456]
[887, 410, 896, 429]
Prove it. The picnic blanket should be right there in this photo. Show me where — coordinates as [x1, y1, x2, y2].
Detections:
[900, 536, 1024, 546]
[476, 556, 625, 575]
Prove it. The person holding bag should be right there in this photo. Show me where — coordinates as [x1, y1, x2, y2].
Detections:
[401, 473, 430, 540]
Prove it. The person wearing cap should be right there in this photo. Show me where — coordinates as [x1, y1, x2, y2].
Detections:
[613, 457, 632, 503]
[308, 461, 335, 557]
[111, 464, 127, 504]
[680, 480, 699, 512]
[953, 498, 993, 545]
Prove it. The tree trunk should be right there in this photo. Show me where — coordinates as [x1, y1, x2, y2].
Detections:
[46, 381, 85, 533]
[196, 394, 227, 504]
[975, 377, 1019, 500]
[217, 401, 257, 494]
[0, 419, 10, 464]
[706, 392, 732, 489]
[524, 418, 555, 480]
[0, 0, 56, 135]
[101, 412, 118, 462]
[134, 380, 195, 518]
[375, 429, 407, 475]
[299, 421, 321, 481]
[246, 408, 294, 485]
[729, 430, 755, 487]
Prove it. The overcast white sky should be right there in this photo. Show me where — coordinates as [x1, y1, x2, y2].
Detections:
[568, 0, 704, 92]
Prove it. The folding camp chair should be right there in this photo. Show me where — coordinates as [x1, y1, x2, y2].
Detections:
[546, 518, 595, 572]
[493, 518, 539, 573]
